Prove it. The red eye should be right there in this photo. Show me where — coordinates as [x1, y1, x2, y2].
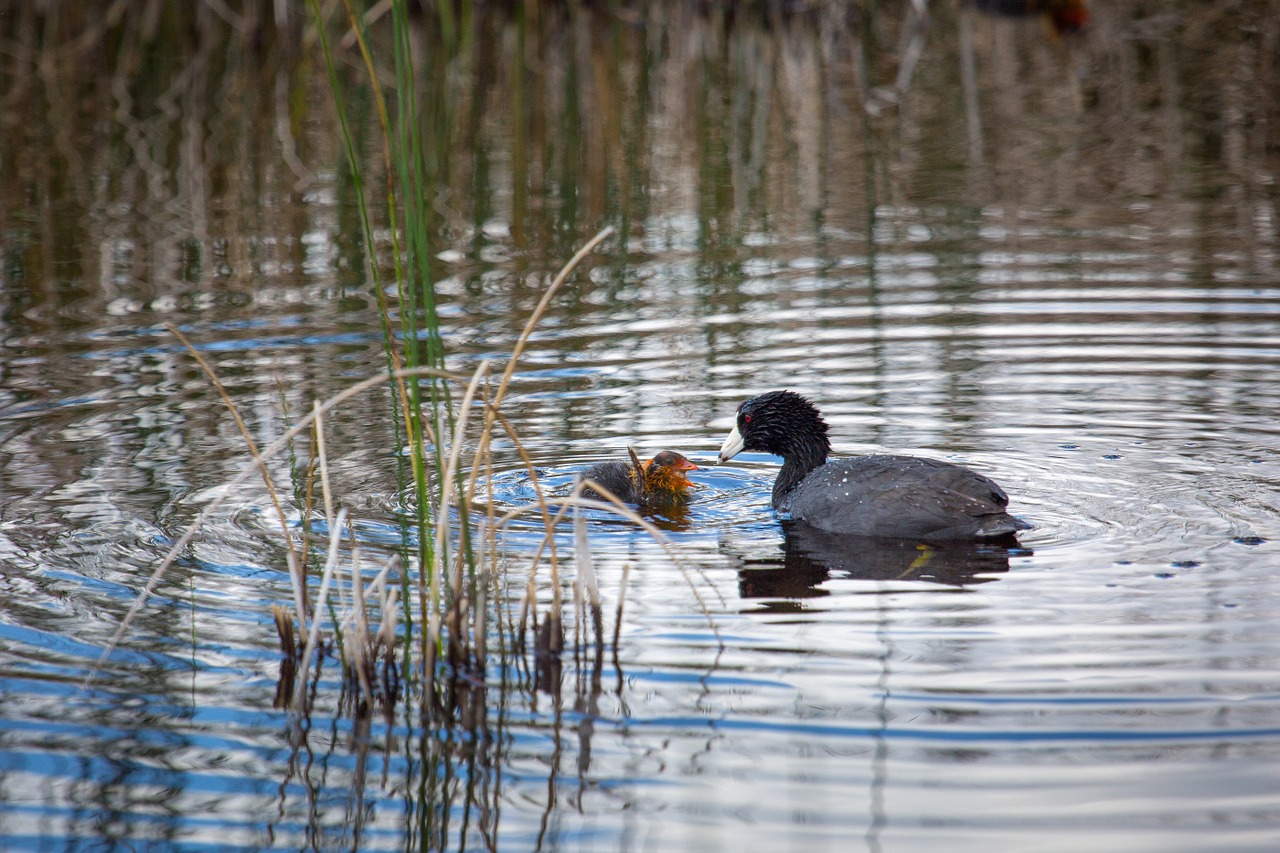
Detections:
[743, 414, 752, 424]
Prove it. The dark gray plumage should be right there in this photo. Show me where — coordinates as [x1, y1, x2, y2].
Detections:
[718, 390, 1028, 541]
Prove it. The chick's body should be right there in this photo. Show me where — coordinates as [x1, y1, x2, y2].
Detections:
[582, 450, 698, 506]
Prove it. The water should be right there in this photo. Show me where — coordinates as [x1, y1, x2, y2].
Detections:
[2, 3, 1280, 850]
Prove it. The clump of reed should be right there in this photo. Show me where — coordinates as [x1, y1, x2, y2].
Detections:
[89, 3, 719, 723]
[284, 0, 706, 721]
[91, 226, 663, 713]
[262, 226, 635, 720]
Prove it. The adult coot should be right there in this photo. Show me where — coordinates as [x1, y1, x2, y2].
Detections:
[582, 449, 699, 506]
[717, 390, 1027, 540]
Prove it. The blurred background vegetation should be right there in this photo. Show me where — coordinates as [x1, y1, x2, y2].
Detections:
[3, 0, 1276, 304]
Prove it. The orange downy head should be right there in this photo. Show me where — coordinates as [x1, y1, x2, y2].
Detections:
[642, 451, 698, 498]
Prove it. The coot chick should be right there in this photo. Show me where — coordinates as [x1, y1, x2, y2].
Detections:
[718, 390, 1027, 540]
[582, 449, 699, 507]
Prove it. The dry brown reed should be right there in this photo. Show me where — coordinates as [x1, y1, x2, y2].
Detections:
[90, 227, 721, 725]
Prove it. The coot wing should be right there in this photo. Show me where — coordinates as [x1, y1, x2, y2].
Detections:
[783, 455, 1022, 540]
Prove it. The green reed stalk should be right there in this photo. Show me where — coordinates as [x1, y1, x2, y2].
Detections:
[331, 0, 438, 577]
[312, 0, 410, 660]
[313, 0, 464, 681]
[385, 0, 470, 673]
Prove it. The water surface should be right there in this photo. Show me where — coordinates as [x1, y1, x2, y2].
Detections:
[2, 3, 1280, 851]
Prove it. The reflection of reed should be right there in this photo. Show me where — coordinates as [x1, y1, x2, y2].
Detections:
[2, 4, 1274, 284]
[4, 2, 1277, 416]
[272, 654, 501, 851]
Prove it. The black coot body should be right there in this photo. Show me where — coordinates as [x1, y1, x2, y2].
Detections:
[718, 390, 1028, 541]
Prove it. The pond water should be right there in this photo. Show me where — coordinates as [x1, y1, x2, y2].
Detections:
[2, 3, 1280, 851]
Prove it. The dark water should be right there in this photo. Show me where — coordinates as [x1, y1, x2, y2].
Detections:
[3, 3, 1280, 850]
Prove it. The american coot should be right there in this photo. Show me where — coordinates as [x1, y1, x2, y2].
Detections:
[582, 449, 699, 506]
[717, 390, 1028, 541]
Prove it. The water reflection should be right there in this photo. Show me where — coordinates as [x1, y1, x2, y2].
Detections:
[4, 1, 1280, 850]
[734, 522, 1019, 603]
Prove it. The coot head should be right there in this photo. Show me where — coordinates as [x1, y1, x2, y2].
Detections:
[642, 450, 699, 499]
[582, 449, 698, 504]
[647, 450, 699, 474]
[718, 390, 832, 464]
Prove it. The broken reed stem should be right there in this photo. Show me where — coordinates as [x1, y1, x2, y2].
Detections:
[572, 489, 601, 650]
[427, 361, 491, 666]
[295, 398, 336, 641]
[285, 549, 310, 644]
[575, 503, 601, 614]
[293, 506, 348, 715]
[273, 603, 297, 655]
[348, 543, 375, 708]
[348, 548, 401, 711]
[571, 569, 583, 670]
[298, 430, 319, 606]
[374, 557, 401, 655]
[313, 399, 337, 527]
[476, 385, 497, 672]
[474, 569, 487, 672]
